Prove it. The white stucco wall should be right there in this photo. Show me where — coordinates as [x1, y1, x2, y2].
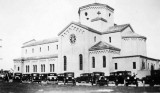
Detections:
[121, 27, 147, 56]
[22, 58, 58, 74]
[14, 61, 23, 73]
[58, 24, 90, 77]
[102, 32, 121, 49]
[113, 57, 140, 75]
[121, 38, 146, 56]
[113, 56, 160, 78]
[89, 49, 120, 76]
[21, 42, 58, 58]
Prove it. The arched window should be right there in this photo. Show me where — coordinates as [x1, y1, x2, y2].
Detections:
[109, 37, 111, 43]
[40, 47, 41, 52]
[18, 67, 20, 71]
[103, 56, 106, 68]
[151, 64, 154, 70]
[92, 57, 95, 68]
[44, 65, 45, 72]
[79, 54, 83, 70]
[28, 65, 29, 72]
[41, 64, 43, 72]
[26, 65, 27, 72]
[64, 56, 67, 71]
[48, 46, 49, 51]
[25, 49, 27, 54]
[94, 36, 96, 42]
[32, 48, 34, 53]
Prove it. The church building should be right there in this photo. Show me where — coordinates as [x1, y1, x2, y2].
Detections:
[13, 3, 160, 78]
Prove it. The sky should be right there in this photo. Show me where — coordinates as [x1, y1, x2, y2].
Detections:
[0, 0, 160, 70]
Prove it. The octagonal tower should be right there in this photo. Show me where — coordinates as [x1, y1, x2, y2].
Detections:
[78, 3, 114, 32]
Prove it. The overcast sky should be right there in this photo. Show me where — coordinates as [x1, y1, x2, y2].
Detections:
[0, 0, 160, 70]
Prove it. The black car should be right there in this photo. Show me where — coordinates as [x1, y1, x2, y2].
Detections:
[22, 74, 31, 83]
[13, 73, 22, 82]
[125, 74, 138, 87]
[31, 73, 41, 83]
[114, 71, 129, 86]
[106, 72, 117, 84]
[76, 73, 92, 83]
[142, 70, 160, 87]
[40, 73, 48, 82]
[3, 73, 13, 82]
[47, 73, 58, 84]
[57, 73, 65, 83]
[97, 75, 109, 86]
[91, 72, 105, 85]
[109, 71, 138, 86]
[64, 72, 76, 85]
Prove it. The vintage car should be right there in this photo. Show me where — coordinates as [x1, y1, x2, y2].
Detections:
[13, 73, 22, 82]
[57, 73, 65, 83]
[90, 72, 106, 85]
[3, 73, 13, 82]
[31, 73, 41, 83]
[22, 74, 31, 83]
[64, 72, 76, 85]
[142, 70, 160, 87]
[40, 73, 48, 82]
[109, 71, 138, 86]
[125, 74, 138, 87]
[105, 72, 117, 84]
[76, 73, 92, 83]
[96, 75, 109, 86]
[47, 73, 58, 84]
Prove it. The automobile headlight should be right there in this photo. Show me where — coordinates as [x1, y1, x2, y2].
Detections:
[127, 77, 129, 79]
[72, 77, 74, 79]
[66, 77, 68, 79]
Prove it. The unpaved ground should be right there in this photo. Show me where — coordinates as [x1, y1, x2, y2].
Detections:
[0, 82, 160, 93]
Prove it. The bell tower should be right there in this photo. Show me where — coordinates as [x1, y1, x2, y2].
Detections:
[78, 3, 114, 32]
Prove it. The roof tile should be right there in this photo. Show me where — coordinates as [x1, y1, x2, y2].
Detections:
[22, 38, 58, 48]
[89, 41, 120, 51]
[122, 32, 147, 39]
[13, 54, 58, 61]
[102, 24, 129, 34]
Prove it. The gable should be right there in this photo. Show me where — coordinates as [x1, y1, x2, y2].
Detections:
[89, 41, 120, 51]
[121, 26, 134, 34]
[58, 21, 101, 37]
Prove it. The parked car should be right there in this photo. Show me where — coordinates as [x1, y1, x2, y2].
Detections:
[125, 73, 138, 87]
[109, 71, 138, 86]
[76, 73, 92, 83]
[142, 70, 160, 87]
[106, 72, 117, 84]
[22, 74, 31, 83]
[57, 73, 65, 83]
[13, 73, 22, 82]
[96, 75, 109, 86]
[47, 73, 58, 84]
[91, 72, 106, 85]
[40, 73, 48, 82]
[31, 73, 41, 83]
[64, 72, 76, 85]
